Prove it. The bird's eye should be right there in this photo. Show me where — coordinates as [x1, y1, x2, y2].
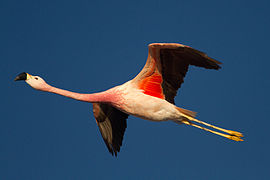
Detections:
[34, 77, 38, 80]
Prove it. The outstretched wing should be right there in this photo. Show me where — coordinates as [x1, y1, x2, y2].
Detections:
[133, 43, 222, 104]
[92, 103, 129, 156]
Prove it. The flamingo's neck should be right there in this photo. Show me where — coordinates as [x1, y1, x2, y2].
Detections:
[47, 85, 114, 103]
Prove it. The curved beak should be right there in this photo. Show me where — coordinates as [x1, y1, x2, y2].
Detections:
[14, 72, 28, 81]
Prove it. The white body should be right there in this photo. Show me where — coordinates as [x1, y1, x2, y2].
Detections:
[111, 81, 182, 121]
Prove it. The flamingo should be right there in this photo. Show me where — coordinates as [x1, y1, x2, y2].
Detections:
[15, 43, 243, 156]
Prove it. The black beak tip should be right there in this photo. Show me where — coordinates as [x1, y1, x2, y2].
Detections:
[14, 72, 27, 81]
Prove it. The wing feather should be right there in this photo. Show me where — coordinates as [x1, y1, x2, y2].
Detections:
[92, 103, 129, 156]
[133, 43, 222, 104]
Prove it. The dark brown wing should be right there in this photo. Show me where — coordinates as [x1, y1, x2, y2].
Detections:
[133, 43, 222, 104]
[92, 103, 129, 156]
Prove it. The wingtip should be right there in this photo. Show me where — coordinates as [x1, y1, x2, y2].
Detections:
[212, 62, 222, 70]
[208, 57, 222, 67]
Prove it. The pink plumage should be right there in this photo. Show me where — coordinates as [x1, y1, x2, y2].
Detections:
[15, 43, 243, 156]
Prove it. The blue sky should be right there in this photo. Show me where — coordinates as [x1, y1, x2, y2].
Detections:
[1, 0, 270, 179]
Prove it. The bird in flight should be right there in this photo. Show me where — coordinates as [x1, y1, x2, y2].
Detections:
[15, 43, 243, 156]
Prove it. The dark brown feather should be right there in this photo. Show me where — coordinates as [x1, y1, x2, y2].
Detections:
[133, 43, 222, 104]
[160, 47, 221, 104]
[92, 103, 129, 156]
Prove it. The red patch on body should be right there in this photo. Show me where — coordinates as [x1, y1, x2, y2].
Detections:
[139, 72, 164, 99]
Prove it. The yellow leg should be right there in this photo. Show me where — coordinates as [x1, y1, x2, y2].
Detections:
[181, 120, 243, 142]
[180, 114, 243, 138]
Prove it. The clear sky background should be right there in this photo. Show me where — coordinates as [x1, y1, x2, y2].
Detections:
[1, 0, 270, 179]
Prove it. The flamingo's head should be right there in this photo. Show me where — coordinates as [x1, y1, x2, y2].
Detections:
[14, 72, 51, 91]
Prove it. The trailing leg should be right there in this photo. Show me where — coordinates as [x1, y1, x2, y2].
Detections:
[181, 120, 243, 141]
[176, 106, 243, 137]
